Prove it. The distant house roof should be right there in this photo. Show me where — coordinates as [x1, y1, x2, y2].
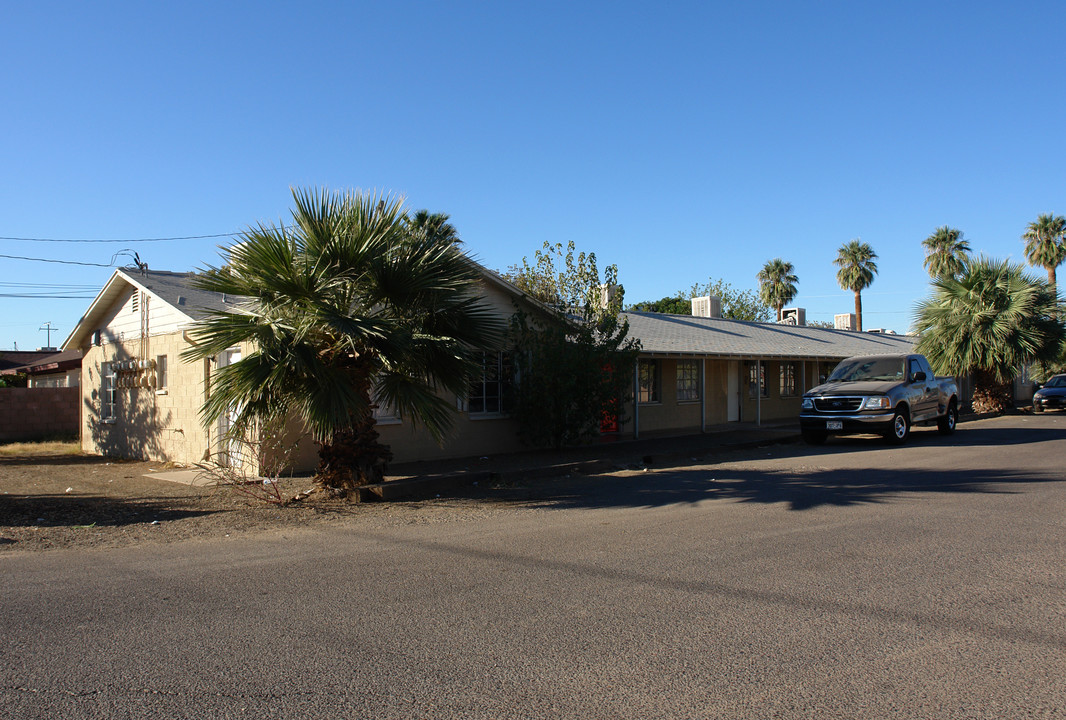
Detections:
[0, 349, 83, 376]
[0, 350, 61, 372]
[623, 311, 917, 360]
[63, 268, 247, 350]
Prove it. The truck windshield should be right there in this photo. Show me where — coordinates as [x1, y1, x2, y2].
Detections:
[827, 357, 906, 383]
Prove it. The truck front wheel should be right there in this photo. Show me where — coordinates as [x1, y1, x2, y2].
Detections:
[885, 408, 910, 444]
[937, 401, 957, 435]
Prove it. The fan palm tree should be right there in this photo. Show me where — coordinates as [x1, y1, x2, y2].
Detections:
[833, 240, 878, 331]
[183, 188, 504, 492]
[1022, 213, 1066, 296]
[757, 258, 798, 321]
[922, 226, 970, 279]
[914, 257, 1063, 413]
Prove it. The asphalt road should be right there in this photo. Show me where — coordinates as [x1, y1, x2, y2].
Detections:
[3, 414, 1065, 719]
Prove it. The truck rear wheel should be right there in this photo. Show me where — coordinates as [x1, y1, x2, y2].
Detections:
[885, 408, 910, 444]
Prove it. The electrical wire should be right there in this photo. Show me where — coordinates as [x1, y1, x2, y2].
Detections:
[0, 281, 99, 289]
[0, 232, 238, 243]
[0, 294, 97, 299]
[0, 253, 118, 267]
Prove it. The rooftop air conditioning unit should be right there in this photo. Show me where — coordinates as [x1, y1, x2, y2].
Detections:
[597, 283, 619, 310]
[780, 308, 806, 326]
[691, 296, 722, 318]
[834, 313, 856, 330]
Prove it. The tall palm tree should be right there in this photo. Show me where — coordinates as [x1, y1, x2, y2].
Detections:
[1022, 213, 1066, 296]
[922, 226, 970, 279]
[757, 258, 798, 321]
[833, 239, 878, 331]
[914, 257, 1063, 413]
[183, 188, 504, 492]
[408, 209, 462, 246]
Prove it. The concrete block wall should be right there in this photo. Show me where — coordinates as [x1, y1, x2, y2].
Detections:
[80, 333, 216, 464]
[0, 387, 79, 441]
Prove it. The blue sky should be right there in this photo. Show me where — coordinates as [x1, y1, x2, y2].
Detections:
[2, 1, 1064, 350]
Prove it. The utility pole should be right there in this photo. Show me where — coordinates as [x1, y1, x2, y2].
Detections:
[39, 322, 58, 350]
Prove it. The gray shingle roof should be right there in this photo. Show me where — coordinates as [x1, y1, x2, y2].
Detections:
[623, 311, 916, 360]
[130, 269, 247, 320]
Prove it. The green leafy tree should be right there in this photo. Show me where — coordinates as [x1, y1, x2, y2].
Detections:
[506, 241, 640, 448]
[834, 239, 878, 331]
[757, 258, 799, 321]
[627, 279, 772, 322]
[914, 257, 1064, 413]
[183, 188, 504, 493]
[0, 372, 27, 388]
[1022, 213, 1066, 296]
[626, 295, 692, 314]
[922, 226, 970, 279]
[686, 278, 773, 322]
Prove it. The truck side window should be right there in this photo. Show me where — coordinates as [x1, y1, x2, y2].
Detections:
[909, 359, 923, 380]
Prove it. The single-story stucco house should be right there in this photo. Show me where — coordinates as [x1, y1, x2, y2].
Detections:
[64, 263, 919, 471]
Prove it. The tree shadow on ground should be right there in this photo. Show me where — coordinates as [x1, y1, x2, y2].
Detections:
[465, 422, 1064, 512]
[0, 454, 137, 468]
[0, 495, 216, 528]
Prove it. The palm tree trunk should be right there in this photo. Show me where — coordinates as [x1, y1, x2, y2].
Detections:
[317, 416, 393, 493]
[853, 291, 863, 332]
[971, 368, 1012, 414]
[316, 361, 394, 495]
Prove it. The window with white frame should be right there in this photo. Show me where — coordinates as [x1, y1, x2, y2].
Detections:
[780, 362, 797, 397]
[156, 355, 168, 392]
[372, 387, 402, 424]
[676, 360, 700, 402]
[748, 362, 768, 398]
[101, 362, 117, 422]
[467, 351, 514, 415]
[638, 359, 661, 403]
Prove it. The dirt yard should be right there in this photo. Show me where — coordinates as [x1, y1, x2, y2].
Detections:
[0, 443, 537, 553]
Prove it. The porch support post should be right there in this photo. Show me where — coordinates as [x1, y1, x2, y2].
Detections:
[700, 358, 706, 433]
[633, 357, 640, 440]
[756, 358, 762, 427]
[801, 360, 806, 394]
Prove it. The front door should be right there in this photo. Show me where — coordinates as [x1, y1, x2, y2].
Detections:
[216, 348, 242, 467]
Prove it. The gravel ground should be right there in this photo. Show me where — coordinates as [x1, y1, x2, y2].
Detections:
[0, 451, 561, 553]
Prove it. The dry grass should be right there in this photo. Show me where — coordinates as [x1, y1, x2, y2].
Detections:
[0, 440, 82, 457]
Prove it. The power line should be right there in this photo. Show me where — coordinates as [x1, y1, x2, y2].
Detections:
[0, 281, 99, 289]
[0, 253, 118, 267]
[0, 232, 238, 243]
[0, 293, 97, 299]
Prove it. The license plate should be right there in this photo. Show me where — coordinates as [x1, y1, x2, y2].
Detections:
[827, 420, 843, 430]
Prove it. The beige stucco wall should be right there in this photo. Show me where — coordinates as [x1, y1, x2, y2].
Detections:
[280, 398, 529, 473]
